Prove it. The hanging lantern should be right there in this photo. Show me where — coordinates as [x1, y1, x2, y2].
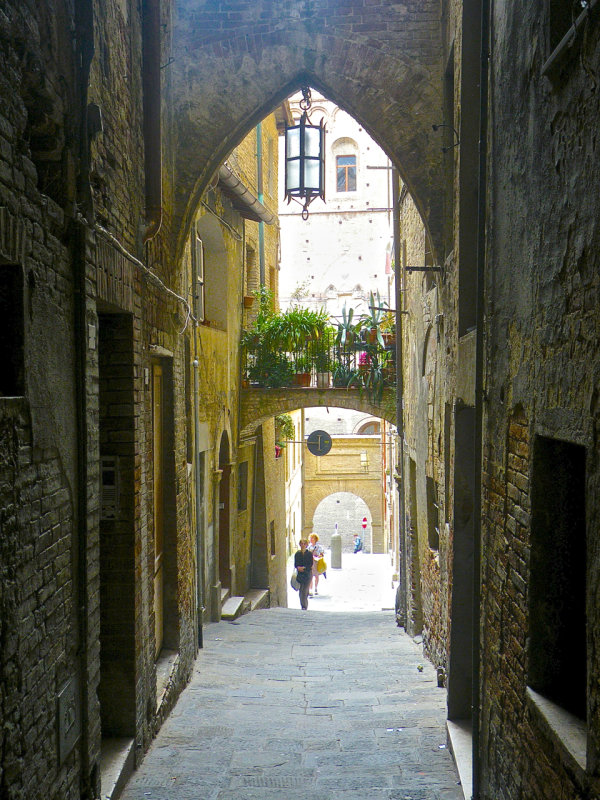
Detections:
[284, 87, 325, 220]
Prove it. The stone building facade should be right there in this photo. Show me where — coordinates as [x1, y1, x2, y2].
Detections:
[278, 92, 393, 318]
[302, 433, 383, 552]
[2, 2, 600, 800]
[0, 2, 286, 798]
[395, 2, 600, 798]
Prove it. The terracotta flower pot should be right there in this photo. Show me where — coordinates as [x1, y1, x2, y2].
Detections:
[292, 372, 311, 387]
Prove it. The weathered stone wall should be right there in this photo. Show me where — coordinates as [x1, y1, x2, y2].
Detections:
[0, 2, 92, 796]
[399, 186, 452, 667]
[478, 3, 600, 796]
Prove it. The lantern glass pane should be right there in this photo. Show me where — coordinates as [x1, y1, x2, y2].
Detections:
[304, 126, 321, 157]
[304, 158, 320, 190]
[286, 127, 300, 159]
[287, 159, 300, 191]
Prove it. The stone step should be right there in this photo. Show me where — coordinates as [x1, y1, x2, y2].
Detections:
[221, 595, 245, 620]
[244, 588, 269, 612]
[99, 736, 135, 800]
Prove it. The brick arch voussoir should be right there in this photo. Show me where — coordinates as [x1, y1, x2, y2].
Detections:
[171, 0, 444, 263]
[239, 388, 396, 439]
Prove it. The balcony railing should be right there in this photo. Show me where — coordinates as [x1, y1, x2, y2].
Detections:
[241, 330, 396, 402]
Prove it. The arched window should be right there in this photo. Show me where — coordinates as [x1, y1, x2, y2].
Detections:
[357, 421, 380, 435]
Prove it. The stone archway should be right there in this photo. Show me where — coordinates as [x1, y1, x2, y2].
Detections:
[311, 492, 375, 553]
[171, 0, 443, 261]
[240, 386, 396, 439]
[303, 434, 384, 551]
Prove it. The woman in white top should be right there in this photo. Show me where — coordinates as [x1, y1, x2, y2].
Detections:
[308, 533, 325, 596]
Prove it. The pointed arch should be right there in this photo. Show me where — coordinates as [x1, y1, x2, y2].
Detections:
[171, 0, 443, 262]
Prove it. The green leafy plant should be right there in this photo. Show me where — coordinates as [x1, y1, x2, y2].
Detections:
[247, 350, 294, 388]
[311, 325, 335, 372]
[275, 413, 295, 447]
[380, 310, 395, 335]
[361, 348, 392, 402]
[361, 290, 388, 348]
[336, 303, 362, 350]
[279, 306, 329, 351]
[289, 279, 311, 302]
[293, 354, 312, 374]
[332, 361, 360, 388]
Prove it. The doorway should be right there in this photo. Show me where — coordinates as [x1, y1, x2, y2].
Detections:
[448, 404, 475, 721]
[152, 362, 164, 657]
[152, 359, 178, 659]
[98, 311, 135, 737]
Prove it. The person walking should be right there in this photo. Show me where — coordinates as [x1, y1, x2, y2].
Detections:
[308, 533, 325, 596]
[353, 532, 363, 553]
[294, 538, 314, 610]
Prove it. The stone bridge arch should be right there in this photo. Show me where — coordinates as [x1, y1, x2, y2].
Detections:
[239, 387, 396, 439]
[171, 0, 444, 261]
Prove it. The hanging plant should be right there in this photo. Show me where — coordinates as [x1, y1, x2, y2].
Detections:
[275, 413, 295, 447]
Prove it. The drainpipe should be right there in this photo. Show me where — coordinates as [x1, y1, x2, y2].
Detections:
[256, 123, 265, 285]
[74, 0, 94, 795]
[472, 0, 491, 796]
[392, 168, 407, 627]
[142, 0, 162, 242]
[193, 351, 204, 648]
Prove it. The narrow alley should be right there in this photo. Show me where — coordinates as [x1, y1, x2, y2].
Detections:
[119, 606, 462, 800]
[3, 2, 600, 798]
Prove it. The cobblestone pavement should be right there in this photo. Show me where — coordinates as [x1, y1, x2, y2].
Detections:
[120, 607, 463, 800]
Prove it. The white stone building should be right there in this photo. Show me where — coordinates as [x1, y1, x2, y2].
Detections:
[278, 91, 394, 318]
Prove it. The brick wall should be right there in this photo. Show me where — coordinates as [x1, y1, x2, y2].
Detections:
[0, 2, 89, 795]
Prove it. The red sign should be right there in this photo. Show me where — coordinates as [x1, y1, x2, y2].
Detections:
[362, 517, 367, 529]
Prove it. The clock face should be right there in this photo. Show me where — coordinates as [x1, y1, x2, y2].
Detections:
[306, 429, 332, 456]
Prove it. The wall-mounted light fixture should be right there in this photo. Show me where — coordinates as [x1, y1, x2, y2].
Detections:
[284, 86, 325, 220]
[360, 451, 369, 472]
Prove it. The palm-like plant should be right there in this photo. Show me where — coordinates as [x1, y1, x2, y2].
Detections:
[336, 303, 362, 350]
[361, 290, 388, 348]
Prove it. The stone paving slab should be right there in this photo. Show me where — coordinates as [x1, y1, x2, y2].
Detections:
[119, 608, 463, 800]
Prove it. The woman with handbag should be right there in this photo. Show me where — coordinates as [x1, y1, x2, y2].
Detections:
[308, 533, 326, 596]
[294, 539, 314, 610]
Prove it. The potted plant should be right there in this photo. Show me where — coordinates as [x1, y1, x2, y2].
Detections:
[380, 310, 396, 347]
[280, 306, 328, 352]
[336, 303, 362, 351]
[312, 325, 335, 388]
[275, 413, 295, 448]
[247, 349, 294, 388]
[292, 354, 312, 387]
[362, 348, 392, 402]
[314, 350, 331, 388]
[332, 361, 360, 389]
[361, 290, 388, 347]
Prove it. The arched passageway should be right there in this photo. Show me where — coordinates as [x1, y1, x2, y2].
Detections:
[312, 492, 373, 552]
[240, 386, 395, 439]
[171, 0, 443, 259]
